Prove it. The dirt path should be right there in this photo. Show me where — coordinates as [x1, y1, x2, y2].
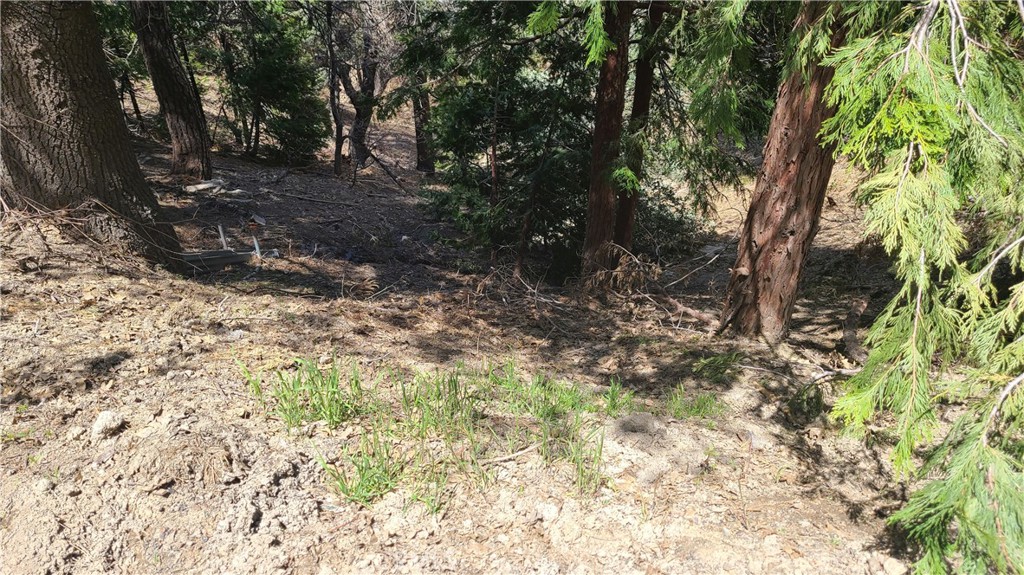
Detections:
[1, 129, 907, 573]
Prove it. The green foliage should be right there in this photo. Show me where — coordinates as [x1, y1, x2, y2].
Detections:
[212, 1, 330, 161]
[602, 376, 637, 418]
[321, 421, 405, 507]
[405, 1, 594, 273]
[692, 351, 743, 385]
[667, 386, 726, 420]
[400, 365, 481, 440]
[818, 2, 1024, 571]
[242, 357, 371, 430]
[94, 3, 148, 88]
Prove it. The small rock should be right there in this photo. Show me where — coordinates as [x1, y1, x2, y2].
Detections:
[66, 426, 87, 441]
[91, 410, 125, 441]
[57, 483, 81, 497]
[882, 557, 907, 575]
[535, 502, 559, 524]
[33, 478, 55, 494]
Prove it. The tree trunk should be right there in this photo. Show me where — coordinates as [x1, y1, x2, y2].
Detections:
[124, 74, 147, 130]
[326, 2, 347, 176]
[1, 2, 182, 269]
[412, 73, 435, 173]
[338, 29, 379, 169]
[489, 83, 500, 264]
[581, 0, 634, 276]
[719, 1, 845, 343]
[613, 1, 666, 251]
[130, 1, 212, 179]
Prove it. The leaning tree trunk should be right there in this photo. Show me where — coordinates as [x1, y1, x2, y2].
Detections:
[581, 0, 634, 276]
[130, 1, 212, 179]
[613, 0, 667, 251]
[719, 2, 844, 343]
[1, 2, 182, 270]
[412, 73, 435, 174]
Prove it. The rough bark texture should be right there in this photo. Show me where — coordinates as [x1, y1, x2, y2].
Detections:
[1, 2, 182, 269]
[130, 1, 211, 180]
[613, 1, 666, 251]
[581, 0, 634, 276]
[719, 2, 843, 343]
[412, 77, 435, 174]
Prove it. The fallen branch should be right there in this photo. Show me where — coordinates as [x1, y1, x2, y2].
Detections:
[808, 368, 862, 385]
[259, 189, 354, 207]
[367, 150, 410, 195]
[480, 443, 540, 466]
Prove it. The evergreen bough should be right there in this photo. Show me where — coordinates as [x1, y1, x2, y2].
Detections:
[818, 2, 1024, 572]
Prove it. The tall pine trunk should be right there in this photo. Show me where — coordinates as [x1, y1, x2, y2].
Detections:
[613, 1, 666, 251]
[1, 2, 182, 269]
[720, 2, 844, 343]
[581, 1, 634, 276]
[130, 1, 212, 180]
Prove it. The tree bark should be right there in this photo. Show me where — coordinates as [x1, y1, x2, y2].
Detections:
[1, 2, 182, 269]
[719, 1, 845, 343]
[130, 1, 212, 179]
[581, 0, 634, 276]
[412, 73, 435, 173]
[613, 1, 667, 251]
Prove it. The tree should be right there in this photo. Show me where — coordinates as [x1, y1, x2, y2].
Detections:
[1, 1, 182, 270]
[411, 71, 436, 174]
[212, 1, 330, 163]
[330, 1, 406, 169]
[719, 1, 845, 343]
[130, 1, 213, 179]
[580, 0, 634, 276]
[612, 1, 668, 251]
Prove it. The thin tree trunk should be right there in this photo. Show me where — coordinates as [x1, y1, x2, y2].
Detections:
[720, 2, 845, 343]
[130, 1, 212, 179]
[1, 1, 182, 269]
[327, 3, 347, 176]
[489, 82, 500, 265]
[581, 0, 634, 276]
[412, 73, 435, 173]
[613, 1, 666, 251]
[251, 108, 261, 157]
[124, 75, 146, 130]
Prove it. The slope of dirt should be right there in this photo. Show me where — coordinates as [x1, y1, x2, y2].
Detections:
[1, 110, 907, 573]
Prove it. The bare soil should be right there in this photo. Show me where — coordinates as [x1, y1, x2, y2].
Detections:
[1, 99, 908, 574]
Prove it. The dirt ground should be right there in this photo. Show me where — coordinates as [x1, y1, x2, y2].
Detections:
[1, 96, 910, 574]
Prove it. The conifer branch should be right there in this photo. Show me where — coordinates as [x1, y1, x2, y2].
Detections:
[981, 370, 1024, 447]
[972, 228, 1024, 287]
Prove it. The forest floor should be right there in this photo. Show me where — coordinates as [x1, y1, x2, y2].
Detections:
[1, 97, 909, 574]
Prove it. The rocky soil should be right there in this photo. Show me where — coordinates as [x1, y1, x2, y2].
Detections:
[1, 103, 909, 574]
